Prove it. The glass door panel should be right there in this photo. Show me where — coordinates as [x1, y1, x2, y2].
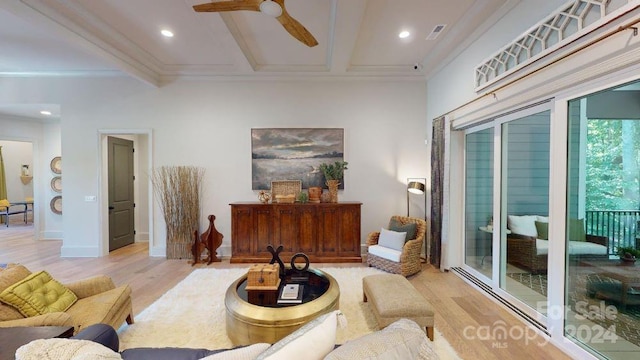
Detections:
[565, 81, 640, 358]
[500, 110, 550, 310]
[465, 127, 494, 278]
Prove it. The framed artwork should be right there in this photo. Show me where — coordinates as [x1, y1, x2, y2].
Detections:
[252, 128, 344, 190]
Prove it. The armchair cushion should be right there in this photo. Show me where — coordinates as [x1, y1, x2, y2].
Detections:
[534, 221, 549, 240]
[0, 264, 32, 321]
[65, 275, 116, 299]
[388, 219, 417, 241]
[377, 228, 406, 251]
[65, 284, 132, 331]
[368, 245, 402, 262]
[0, 264, 31, 292]
[507, 215, 538, 237]
[569, 218, 586, 241]
[0, 271, 77, 317]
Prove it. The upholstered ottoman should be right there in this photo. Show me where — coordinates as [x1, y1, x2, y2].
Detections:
[363, 274, 434, 340]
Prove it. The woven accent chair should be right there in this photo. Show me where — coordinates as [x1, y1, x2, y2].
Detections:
[366, 216, 427, 277]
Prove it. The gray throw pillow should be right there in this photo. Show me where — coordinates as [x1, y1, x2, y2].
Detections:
[388, 219, 417, 242]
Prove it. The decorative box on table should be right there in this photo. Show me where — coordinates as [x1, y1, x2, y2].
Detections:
[246, 263, 281, 290]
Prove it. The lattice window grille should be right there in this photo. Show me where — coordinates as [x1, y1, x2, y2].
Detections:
[474, 0, 629, 91]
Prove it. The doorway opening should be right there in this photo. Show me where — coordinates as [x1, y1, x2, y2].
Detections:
[98, 130, 153, 256]
[0, 140, 35, 231]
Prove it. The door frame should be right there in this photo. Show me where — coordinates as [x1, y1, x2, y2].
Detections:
[98, 129, 153, 257]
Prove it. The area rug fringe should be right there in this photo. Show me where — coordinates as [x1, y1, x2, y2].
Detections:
[118, 267, 460, 359]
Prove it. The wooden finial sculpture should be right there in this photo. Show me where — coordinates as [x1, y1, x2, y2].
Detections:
[192, 214, 223, 265]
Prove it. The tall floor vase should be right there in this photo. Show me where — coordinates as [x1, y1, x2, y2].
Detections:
[326, 180, 340, 203]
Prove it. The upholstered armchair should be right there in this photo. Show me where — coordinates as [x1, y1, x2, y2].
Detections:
[0, 264, 134, 334]
[366, 216, 427, 277]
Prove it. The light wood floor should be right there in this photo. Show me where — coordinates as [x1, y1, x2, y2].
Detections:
[0, 223, 571, 360]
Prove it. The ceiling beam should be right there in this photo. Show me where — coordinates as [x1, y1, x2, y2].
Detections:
[218, 13, 259, 72]
[2, 0, 162, 87]
[329, 0, 366, 73]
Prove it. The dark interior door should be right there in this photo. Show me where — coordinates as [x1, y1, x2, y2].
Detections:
[108, 136, 135, 251]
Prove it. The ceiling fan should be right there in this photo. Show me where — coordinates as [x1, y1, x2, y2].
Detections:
[193, 0, 318, 47]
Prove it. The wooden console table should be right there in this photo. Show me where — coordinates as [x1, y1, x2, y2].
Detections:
[230, 202, 362, 263]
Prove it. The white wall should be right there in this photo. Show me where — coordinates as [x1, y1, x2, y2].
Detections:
[1, 77, 428, 257]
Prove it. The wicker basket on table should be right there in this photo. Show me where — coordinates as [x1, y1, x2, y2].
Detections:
[271, 180, 301, 204]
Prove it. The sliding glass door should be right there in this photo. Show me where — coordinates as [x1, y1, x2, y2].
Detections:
[463, 106, 551, 315]
[464, 127, 494, 279]
[565, 80, 640, 358]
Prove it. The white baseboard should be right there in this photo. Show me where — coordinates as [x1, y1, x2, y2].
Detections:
[149, 246, 166, 257]
[219, 245, 231, 258]
[135, 232, 150, 242]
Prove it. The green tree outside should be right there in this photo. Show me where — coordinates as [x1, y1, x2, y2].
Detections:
[586, 120, 640, 211]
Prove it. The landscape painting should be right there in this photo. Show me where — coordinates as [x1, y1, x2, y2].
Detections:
[252, 128, 344, 190]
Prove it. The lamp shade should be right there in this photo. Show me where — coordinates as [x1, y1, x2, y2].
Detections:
[407, 181, 425, 194]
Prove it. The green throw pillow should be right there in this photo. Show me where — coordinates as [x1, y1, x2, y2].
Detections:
[534, 221, 548, 240]
[388, 219, 417, 242]
[0, 270, 77, 317]
[569, 218, 586, 242]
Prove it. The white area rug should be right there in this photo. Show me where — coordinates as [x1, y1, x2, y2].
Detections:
[118, 267, 460, 359]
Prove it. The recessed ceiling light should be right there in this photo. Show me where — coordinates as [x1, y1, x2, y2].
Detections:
[40, 110, 51, 116]
[398, 31, 410, 39]
[161, 29, 174, 38]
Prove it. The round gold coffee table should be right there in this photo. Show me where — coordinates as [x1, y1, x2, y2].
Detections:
[225, 267, 340, 345]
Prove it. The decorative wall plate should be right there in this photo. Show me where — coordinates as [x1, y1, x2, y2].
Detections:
[50, 196, 62, 215]
[50, 156, 62, 174]
[51, 176, 62, 193]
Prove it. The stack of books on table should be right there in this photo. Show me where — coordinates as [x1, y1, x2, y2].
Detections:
[277, 283, 304, 304]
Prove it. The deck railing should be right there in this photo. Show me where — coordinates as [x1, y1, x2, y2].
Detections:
[585, 210, 640, 254]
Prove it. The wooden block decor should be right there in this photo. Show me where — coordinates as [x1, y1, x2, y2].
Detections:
[247, 263, 281, 290]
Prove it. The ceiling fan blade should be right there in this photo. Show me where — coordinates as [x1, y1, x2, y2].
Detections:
[193, 0, 260, 12]
[276, 12, 318, 47]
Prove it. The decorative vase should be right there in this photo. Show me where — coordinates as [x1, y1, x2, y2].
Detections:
[308, 186, 322, 203]
[258, 191, 271, 204]
[326, 180, 340, 203]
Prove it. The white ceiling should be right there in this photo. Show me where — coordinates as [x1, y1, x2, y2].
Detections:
[0, 0, 512, 120]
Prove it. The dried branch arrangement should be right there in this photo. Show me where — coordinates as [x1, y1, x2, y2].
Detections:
[151, 166, 205, 259]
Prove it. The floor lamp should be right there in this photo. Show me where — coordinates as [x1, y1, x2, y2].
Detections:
[407, 178, 426, 217]
[407, 178, 427, 262]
